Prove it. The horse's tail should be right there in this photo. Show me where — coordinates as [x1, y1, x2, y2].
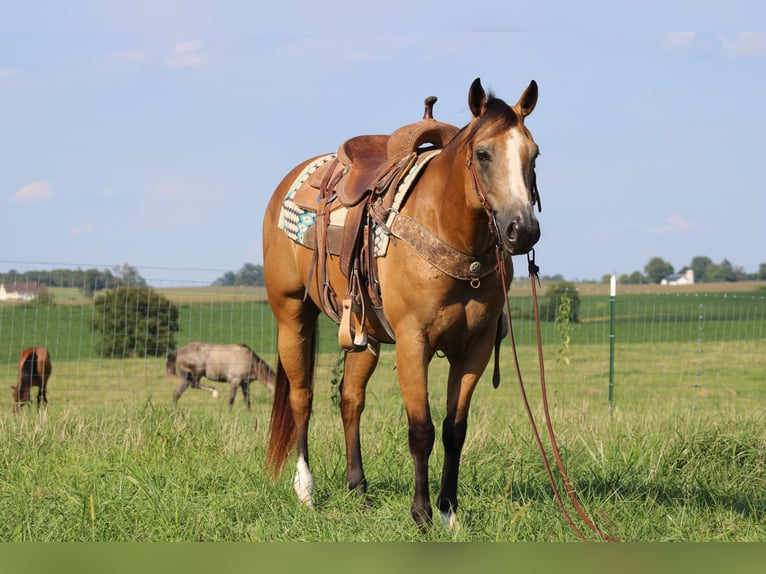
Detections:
[166, 351, 178, 377]
[266, 330, 316, 477]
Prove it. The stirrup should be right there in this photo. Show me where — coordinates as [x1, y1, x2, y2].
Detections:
[339, 294, 367, 351]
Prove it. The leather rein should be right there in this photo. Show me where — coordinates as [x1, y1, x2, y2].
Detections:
[468, 157, 617, 542]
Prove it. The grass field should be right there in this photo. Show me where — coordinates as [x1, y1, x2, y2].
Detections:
[0, 282, 764, 541]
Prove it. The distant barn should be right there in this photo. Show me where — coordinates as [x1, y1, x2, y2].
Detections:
[0, 282, 44, 302]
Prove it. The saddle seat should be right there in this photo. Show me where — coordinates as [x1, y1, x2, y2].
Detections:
[334, 97, 459, 206]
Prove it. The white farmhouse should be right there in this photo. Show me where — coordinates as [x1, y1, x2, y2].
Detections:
[661, 269, 695, 286]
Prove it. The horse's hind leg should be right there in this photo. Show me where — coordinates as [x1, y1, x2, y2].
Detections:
[173, 377, 192, 405]
[340, 341, 380, 500]
[274, 306, 319, 509]
[37, 378, 48, 410]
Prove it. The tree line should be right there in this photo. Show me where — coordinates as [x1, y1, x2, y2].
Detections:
[2, 263, 147, 297]
[614, 256, 766, 285]
[212, 263, 264, 287]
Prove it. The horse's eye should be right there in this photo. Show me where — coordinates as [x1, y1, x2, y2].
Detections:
[476, 149, 491, 164]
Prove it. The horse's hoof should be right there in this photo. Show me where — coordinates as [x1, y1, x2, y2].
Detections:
[212, 390, 219, 399]
[411, 506, 433, 532]
[440, 509, 460, 531]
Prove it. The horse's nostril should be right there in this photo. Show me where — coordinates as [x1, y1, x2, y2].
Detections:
[507, 221, 519, 242]
[504, 217, 540, 253]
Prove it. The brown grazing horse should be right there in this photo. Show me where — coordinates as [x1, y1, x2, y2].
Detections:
[166, 342, 276, 409]
[263, 78, 541, 529]
[12, 346, 52, 413]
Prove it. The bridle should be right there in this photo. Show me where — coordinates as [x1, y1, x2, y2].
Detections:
[468, 150, 617, 542]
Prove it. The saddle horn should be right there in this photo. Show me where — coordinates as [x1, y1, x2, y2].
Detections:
[423, 96, 437, 119]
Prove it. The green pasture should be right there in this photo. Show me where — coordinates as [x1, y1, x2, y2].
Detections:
[0, 286, 764, 541]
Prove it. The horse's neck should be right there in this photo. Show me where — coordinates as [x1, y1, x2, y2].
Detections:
[415, 142, 495, 255]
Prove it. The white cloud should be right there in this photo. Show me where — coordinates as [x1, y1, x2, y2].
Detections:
[662, 32, 696, 51]
[165, 39, 209, 68]
[9, 181, 53, 204]
[719, 32, 766, 57]
[650, 213, 702, 234]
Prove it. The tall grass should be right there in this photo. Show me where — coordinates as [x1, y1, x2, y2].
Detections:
[0, 344, 763, 542]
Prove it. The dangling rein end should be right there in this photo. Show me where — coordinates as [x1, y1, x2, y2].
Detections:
[501, 247, 619, 542]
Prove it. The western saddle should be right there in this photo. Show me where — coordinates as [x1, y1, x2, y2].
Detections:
[291, 96, 459, 351]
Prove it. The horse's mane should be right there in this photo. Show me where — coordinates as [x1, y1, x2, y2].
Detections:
[455, 94, 519, 143]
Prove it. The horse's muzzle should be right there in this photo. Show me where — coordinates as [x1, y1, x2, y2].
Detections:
[502, 215, 540, 254]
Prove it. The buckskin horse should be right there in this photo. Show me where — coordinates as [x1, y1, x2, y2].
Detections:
[263, 78, 541, 530]
[166, 342, 276, 410]
[12, 346, 52, 413]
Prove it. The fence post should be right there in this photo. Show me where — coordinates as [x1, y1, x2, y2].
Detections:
[608, 275, 616, 410]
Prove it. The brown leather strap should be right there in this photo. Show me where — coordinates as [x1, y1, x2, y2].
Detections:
[382, 212, 497, 283]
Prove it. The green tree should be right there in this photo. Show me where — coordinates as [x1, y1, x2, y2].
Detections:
[82, 268, 119, 298]
[92, 286, 179, 358]
[758, 263, 766, 280]
[690, 256, 713, 283]
[212, 263, 265, 286]
[236, 263, 263, 286]
[214, 271, 237, 286]
[539, 282, 580, 323]
[112, 263, 147, 287]
[644, 257, 674, 284]
[706, 259, 737, 282]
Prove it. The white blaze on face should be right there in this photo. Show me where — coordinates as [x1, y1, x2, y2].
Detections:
[502, 129, 535, 213]
[293, 455, 315, 508]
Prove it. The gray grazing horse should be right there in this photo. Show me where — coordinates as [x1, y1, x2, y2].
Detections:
[166, 342, 276, 409]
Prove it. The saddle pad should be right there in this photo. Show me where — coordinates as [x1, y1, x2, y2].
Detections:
[277, 154, 336, 245]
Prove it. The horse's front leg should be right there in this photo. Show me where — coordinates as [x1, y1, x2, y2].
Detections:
[396, 342, 435, 530]
[437, 337, 494, 529]
[340, 341, 380, 500]
[227, 378, 240, 409]
[240, 381, 252, 411]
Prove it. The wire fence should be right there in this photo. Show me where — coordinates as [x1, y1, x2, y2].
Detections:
[2, 266, 765, 411]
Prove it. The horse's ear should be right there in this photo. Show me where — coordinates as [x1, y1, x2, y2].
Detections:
[468, 77, 487, 118]
[515, 80, 538, 118]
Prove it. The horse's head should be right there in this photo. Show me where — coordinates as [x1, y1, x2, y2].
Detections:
[10, 384, 27, 411]
[464, 78, 541, 255]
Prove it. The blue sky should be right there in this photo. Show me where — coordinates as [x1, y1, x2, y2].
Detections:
[2, 2, 765, 285]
